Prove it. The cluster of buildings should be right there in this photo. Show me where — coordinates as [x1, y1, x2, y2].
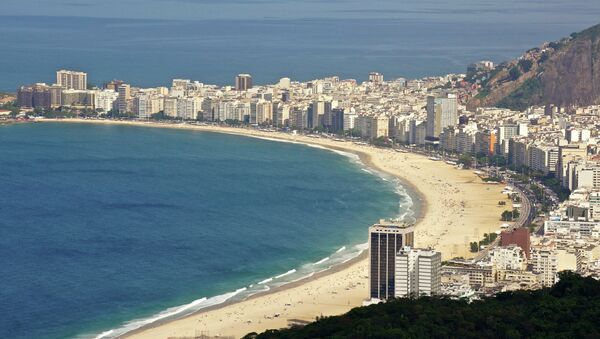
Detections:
[368, 219, 441, 301]
[368, 217, 596, 303]
[16, 69, 458, 139]
[16, 68, 600, 299]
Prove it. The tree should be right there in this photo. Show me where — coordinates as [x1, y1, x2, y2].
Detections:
[373, 136, 391, 148]
[458, 154, 473, 168]
[246, 274, 600, 339]
[518, 59, 534, 72]
[501, 210, 514, 221]
[469, 242, 479, 253]
[509, 66, 521, 81]
[151, 111, 171, 120]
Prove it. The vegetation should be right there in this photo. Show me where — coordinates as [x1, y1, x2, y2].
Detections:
[508, 66, 522, 81]
[518, 59, 534, 72]
[497, 77, 544, 111]
[245, 273, 600, 339]
[541, 175, 571, 202]
[457, 154, 474, 168]
[373, 136, 392, 148]
[501, 209, 520, 221]
[150, 111, 174, 120]
[469, 232, 498, 252]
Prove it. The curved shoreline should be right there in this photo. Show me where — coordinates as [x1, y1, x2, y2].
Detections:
[34, 118, 505, 338]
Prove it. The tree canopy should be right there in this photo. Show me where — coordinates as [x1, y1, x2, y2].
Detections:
[245, 273, 600, 339]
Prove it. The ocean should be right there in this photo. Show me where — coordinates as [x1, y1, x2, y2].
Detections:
[1, 0, 600, 91]
[0, 123, 408, 338]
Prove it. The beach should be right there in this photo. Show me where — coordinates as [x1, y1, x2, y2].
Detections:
[40, 119, 508, 338]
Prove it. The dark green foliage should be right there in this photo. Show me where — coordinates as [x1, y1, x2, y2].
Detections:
[539, 52, 550, 63]
[541, 175, 571, 202]
[247, 273, 600, 339]
[469, 241, 479, 252]
[497, 77, 544, 111]
[373, 136, 392, 148]
[457, 154, 473, 168]
[518, 59, 534, 72]
[508, 66, 522, 81]
[150, 111, 172, 120]
[501, 209, 520, 221]
[474, 87, 490, 99]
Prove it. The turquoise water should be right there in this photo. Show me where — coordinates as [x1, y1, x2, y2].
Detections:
[0, 123, 408, 338]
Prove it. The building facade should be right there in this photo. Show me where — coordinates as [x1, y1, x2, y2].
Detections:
[369, 220, 415, 300]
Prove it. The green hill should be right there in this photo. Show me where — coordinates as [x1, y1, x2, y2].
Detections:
[244, 272, 600, 339]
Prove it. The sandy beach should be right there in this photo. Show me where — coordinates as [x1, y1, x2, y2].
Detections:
[39, 119, 508, 338]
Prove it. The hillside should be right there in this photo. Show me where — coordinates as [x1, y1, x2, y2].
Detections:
[467, 23, 600, 111]
[243, 272, 600, 339]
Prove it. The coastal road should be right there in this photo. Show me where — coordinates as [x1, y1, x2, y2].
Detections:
[473, 181, 535, 262]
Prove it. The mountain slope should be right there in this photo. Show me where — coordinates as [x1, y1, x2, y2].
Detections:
[467, 23, 600, 111]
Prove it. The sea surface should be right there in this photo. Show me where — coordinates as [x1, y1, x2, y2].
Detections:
[0, 122, 409, 338]
[1, 0, 600, 90]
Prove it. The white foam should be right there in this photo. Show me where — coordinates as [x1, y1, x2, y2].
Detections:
[258, 277, 274, 285]
[92, 288, 247, 339]
[88, 134, 417, 339]
[275, 269, 297, 279]
[314, 257, 330, 265]
[93, 330, 114, 339]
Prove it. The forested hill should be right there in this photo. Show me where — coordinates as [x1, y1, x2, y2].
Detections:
[467, 23, 600, 111]
[244, 272, 600, 339]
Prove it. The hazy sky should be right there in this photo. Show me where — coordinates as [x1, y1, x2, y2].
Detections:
[3, 0, 600, 22]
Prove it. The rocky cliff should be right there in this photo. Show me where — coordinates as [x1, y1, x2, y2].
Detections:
[467, 23, 600, 111]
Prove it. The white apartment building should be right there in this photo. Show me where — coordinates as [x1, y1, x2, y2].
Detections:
[490, 245, 527, 271]
[344, 113, 358, 131]
[93, 89, 118, 113]
[395, 247, 441, 298]
[56, 70, 87, 90]
[176, 97, 202, 120]
[531, 243, 558, 287]
[544, 219, 600, 238]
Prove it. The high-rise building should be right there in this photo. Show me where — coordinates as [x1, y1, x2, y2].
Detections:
[395, 247, 441, 298]
[426, 93, 458, 142]
[557, 144, 588, 186]
[496, 124, 518, 155]
[531, 242, 558, 287]
[369, 72, 384, 83]
[330, 108, 344, 133]
[369, 219, 415, 300]
[49, 84, 63, 108]
[235, 74, 253, 91]
[278, 77, 291, 89]
[117, 84, 131, 114]
[311, 100, 332, 128]
[17, 84, 51, 109]
[56, 70, 88, 90]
